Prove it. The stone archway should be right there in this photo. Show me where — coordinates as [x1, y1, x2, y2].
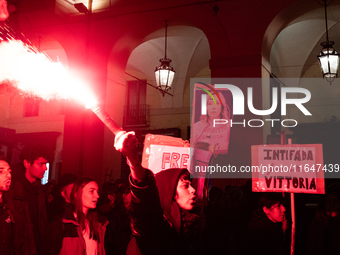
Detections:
[125, 25, 210, 109]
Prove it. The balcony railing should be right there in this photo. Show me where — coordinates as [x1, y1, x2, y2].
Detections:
[123, 104, 150, 127]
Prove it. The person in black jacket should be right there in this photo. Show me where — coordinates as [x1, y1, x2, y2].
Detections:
[245, 193, 288, 255]
[114, 131, 201, 255]
[7, 145, 51, 255]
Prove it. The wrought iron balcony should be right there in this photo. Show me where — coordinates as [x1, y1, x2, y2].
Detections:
[123, 104, 150, 127]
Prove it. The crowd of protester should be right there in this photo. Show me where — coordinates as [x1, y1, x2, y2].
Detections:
[1, 138, 340, 255]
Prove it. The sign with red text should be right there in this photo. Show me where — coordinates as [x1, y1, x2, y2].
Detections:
[252, 144, 325, 194]
[147, 145, 191, 174]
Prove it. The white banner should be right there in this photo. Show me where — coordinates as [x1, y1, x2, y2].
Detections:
[252, 144, 325, 194]
[148, 145, 191, 174]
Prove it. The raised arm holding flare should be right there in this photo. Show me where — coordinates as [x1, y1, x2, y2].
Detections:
[114, 131, 203, 255]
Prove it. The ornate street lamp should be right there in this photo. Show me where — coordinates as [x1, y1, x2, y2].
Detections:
[155, 20, 175, 96]
[317, 0, 339, 84]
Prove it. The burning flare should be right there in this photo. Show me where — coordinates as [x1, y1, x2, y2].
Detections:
[0, 40, 97, 108]
[0, 23, 123, 136]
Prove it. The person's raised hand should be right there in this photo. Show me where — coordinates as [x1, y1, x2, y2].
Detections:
[115, 131, 145, 180]
[114, 131, 138, 159]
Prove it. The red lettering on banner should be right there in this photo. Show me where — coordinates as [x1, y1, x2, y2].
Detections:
[162, 153, 170, 169]
[264, 176, 317, 190]
[161, 153, 190, 169]
[180, 154, 189, 168]
[170, 153, 180, 168]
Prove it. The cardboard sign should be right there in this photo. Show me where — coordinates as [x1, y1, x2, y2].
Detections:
[141, 134, 191, 174]
[252, 144, 325, 194]
[147, 145, 191, 174]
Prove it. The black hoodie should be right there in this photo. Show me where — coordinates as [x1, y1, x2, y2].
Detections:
[155, 168, 188, 233]
[127, 168, 200, 255]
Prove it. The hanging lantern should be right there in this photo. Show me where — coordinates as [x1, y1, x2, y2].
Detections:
[318, 41, 339, 82]
[155, 20, 175, 96]
[155, 58, 175, 96]
[317, 0, 339, 84]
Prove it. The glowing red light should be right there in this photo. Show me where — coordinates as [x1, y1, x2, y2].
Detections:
[0, 40, 97, 108]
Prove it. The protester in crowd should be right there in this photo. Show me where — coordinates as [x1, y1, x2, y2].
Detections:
[97, 181, 118, 216]
[113, 179, 132, 213]
[0, 158, 14, 255]
[305, 183, 340, 255]
[47, 173, 78, 223]
[7, 145, 51, 255]
[114, 131, 202, 255]
[100, 180, 132, 255]
[42, 177, 108, 255]
[245, 193, 288, 255]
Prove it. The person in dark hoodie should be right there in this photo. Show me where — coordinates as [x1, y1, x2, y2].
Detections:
[7, 145, 51, 255]
[245, 192, 288, 255]
[114, 131, 201, 255]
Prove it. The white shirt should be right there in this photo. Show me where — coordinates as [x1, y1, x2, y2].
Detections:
[83, 220, 98, 255]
